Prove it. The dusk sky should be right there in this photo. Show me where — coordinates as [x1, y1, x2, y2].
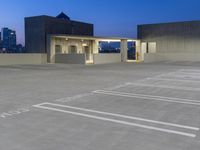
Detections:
[1, 0, 200, 45]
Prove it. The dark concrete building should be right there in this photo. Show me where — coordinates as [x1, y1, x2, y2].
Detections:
[138, 21, 200, 53]
[138, 21, 200, 62]
[25, 12, 94, 53]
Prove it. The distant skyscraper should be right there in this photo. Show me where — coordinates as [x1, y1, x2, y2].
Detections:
[1, 27, 17, 51]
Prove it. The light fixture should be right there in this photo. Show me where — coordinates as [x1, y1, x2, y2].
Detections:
[82, 43, 87, 46]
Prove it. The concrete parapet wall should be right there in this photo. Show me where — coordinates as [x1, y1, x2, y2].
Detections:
[93, 54, 121, 64]
[0, 54, 47, 65]
[55, 54, 86, 64]
[144, 53, 200, 62]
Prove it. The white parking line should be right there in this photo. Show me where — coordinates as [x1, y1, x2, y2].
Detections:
[154, 70, 183, 78]
[158, 71, 200, 80]
[33, 102, 197, 138]
[55, 93, 94, 103]
[105, 71, 182, 91]
[176, 72, 200, 76]
[0, 108, 30, 120]
[165, 74, 200, 79]
[127, 82, 200, 91]
[179, 69, 200, 73]
[145, 77, 200, 83]
[93, 90, 200, 106]
[106, 82, 133, 90]
[36, 102, 199, 131]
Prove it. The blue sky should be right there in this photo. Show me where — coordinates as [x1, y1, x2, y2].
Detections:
[1, 0, 200, 45]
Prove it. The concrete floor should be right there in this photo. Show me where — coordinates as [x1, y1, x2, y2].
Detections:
[0, 62, 200, 150]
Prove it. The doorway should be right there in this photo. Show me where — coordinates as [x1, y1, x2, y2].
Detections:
[127, 41, 136, 61]
[83, 46, 90, 61]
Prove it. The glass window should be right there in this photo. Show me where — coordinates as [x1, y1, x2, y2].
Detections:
[99, 42, 120, 53]
[127, 42, 136, 60]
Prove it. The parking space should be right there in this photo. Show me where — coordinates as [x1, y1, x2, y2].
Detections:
[1, 63, 200, 150]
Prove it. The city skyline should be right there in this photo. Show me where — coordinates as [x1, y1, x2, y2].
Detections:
[1, 0, 200, 45]
[0, 27, 24, 53]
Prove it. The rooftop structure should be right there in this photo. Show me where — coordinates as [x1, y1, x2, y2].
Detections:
[25, 12, 94, 53]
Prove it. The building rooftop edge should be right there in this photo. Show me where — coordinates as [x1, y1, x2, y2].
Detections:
[48, 34, 138, 40]
[25, 15, 93, 25]
[138, 20, 200, 26]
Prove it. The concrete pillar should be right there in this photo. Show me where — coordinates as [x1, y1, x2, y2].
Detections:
[46, 35, 51, 63]
[141, 42, 147, 61]
[120, 39, 128, 62]
[47, 36, 56, 63]
[135, 40, 141, 61]
[92, 40, 99, 54]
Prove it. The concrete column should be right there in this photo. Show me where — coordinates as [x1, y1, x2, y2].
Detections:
[135, 40, 141, 61]
[92, 40, 99, 54]
[141, 42, 147, 61]
[46, 35, 51, 63]
[120, 39, 128, 62]
[47, 36, 56, 63]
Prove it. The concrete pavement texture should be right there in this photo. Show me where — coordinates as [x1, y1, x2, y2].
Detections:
[0, 62, 200, 150]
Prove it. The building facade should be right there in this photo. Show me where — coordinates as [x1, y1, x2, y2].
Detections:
[25, 13, 200, 64]
[47, 35, 140, 64]
[138, 21, 200, 62]
[25, 12, 94, 53]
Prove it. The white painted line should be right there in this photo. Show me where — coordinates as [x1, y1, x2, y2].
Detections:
[33, 103, 197, 138]
[176, 72, 200, 76]
[55, 93, 94, 103]
[167, 74, 200, 79]
[106, 82, 133, 90]
[94, 90, 200, 103]
[158, 72, 200, 80]
[0, 108, 30, 119]
[154, 71, 183, 78]
[146, 77, 200, 83]
[93, 90, 200, 106]
[179, 69, 200, 73]
[105, 70, 181, 91]
[127, 82, 200, 91]
[37, 102, 199, 131]
[105, 70, 184, 91]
